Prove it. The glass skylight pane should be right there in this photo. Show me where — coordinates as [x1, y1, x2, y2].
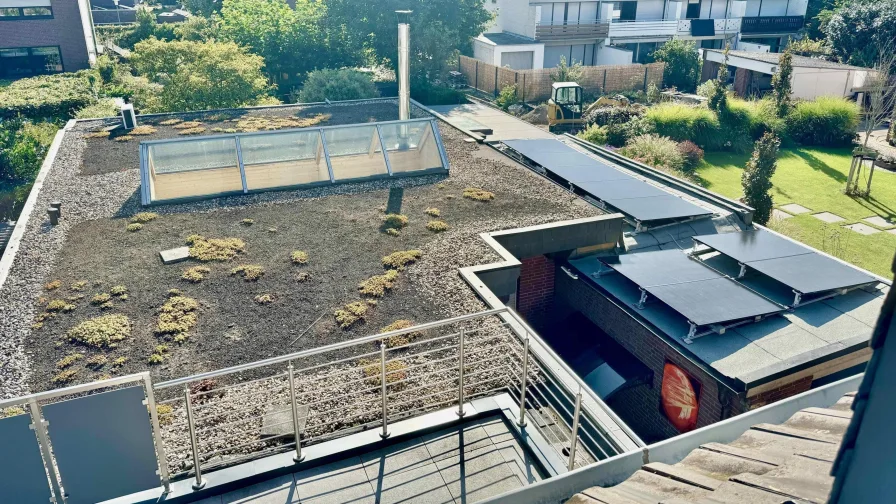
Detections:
[380, 121, 444, 173]
[324, 125, 388, 180]
[241, 130, 330, 190]
[148, 138, 242, 201]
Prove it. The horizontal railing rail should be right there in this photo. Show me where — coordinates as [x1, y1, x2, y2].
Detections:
[741, 15, 805, 33]
[535, 21, 609, 40]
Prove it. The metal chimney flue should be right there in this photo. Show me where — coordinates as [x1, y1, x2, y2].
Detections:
[396, 10, 412, 122]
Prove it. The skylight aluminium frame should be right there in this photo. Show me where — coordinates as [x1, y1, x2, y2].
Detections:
[138, 117, 450, 206]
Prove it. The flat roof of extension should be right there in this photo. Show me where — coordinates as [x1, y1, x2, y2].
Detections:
[0, 98, 606, 397]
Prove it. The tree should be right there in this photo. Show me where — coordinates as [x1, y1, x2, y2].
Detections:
[324, 0, 493, 82]
[650, 40, 700, 93]
[708, 45, 729, 115]
[771, 48, 793, 118]
[742, 132, 780, 225]
[846, 41, 896, 196]
[550, 56, 584, 83]
[182, 0, 222, 17]
[824, 0, 896, 68]
[219, 0, 334, 88]
[802, 0, 840, 40]
[131, 38, 271, 112]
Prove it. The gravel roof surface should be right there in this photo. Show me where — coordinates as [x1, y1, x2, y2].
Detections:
[0, 100, 600, 398]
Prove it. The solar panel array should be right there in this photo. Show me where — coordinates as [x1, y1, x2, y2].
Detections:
[601, 249, 783, 327]
[503, 139, 712, 224]
[694, 229, 877, 295]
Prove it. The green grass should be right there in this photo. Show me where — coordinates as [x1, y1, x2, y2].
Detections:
[696, 146, 896, 278]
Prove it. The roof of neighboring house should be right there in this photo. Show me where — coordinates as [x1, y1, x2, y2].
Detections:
[567, 392, 856, 503]
[480, 32, 539, 46]
[704, 49, 870, 71]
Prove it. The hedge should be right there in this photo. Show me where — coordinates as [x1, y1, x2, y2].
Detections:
[644, 103, 723, 150]
[785, 96, 859, 147]
[0, 73, 97, 121]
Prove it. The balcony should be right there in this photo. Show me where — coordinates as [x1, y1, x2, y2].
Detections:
[535, 21, 610, 41]
[608, 19, 679, 39]
[741, 15, 805, 34]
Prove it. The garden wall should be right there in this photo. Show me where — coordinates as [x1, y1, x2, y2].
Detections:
[458, 55, 664, 102]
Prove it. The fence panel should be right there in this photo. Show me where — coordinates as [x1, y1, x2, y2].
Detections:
[458, 55, 665, 102]
[0, 411, 53, 503]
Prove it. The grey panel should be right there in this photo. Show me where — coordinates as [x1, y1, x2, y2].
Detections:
[695, 229, 811, 262]
[603, 250, 784, 326]
[695, 229, 877, 294]
[604, 194, 713, 222]
[0, 412, 53, 503]
[43, 386, 160, 504]
[603, 249, 721, 286]
[650, 278, 783, 326]
[504, 139, 712, 222]
[749, 254, 878, 294]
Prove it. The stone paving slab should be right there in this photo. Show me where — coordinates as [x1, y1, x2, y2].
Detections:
[862, 216, 894, 228]
[772, 209, 793, 221]
[888, 228, 896, 236]
[361, 437, 434, 481]
[375, 463, 456, 504]
[422, 424, 494, 462]
[844, 223, 880, 235]
[436, 445, 526, 502]
[221, 474, 298, 504]
[296, 457, 375, 504]
[812, 212, 845, 224]
[160, 246, 190, 264]
[779, 203, 812, 215]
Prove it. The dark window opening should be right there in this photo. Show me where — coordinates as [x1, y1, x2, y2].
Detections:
[686, 0, 702, 19]
[619, 1, 637, 21]
[0, 46, 63, 78]
[0, 6, 53, 20]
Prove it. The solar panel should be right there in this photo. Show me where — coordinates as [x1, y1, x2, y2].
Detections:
[694, 229, 877, 295]
[503, 139, 712, 224]
[604, 250, 783, 328]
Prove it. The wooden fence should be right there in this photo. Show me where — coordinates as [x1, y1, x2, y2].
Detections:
[458, 55, 665, 103]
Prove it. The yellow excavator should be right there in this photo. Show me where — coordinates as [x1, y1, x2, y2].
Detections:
[547, 82, 629, 132]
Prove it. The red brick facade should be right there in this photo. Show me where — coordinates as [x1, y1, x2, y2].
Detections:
[517, 255, 556, 330]
[0, 0, 91, 73]
[747, 375, 814, 410]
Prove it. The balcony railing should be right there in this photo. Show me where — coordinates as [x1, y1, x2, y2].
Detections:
[535, 21, 610, 41]
[741, 15, 805, 34]
[608, 19, 679, 38]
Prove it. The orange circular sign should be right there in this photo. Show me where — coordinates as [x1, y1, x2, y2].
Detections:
[661, 363, 699, 432]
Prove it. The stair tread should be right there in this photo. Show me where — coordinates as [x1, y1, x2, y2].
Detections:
[642, 462, 723, 491]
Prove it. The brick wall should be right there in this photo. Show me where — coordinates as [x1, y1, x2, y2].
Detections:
[555, 272, 741, 443]
[747, 375, 814, 410]
[0, 0, 90, 73]
[517, 255, 555, 331]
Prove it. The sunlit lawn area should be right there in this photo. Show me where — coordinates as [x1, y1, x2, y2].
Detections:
[695, 147, 896, 278]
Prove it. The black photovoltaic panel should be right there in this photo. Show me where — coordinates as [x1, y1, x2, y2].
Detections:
[503, 139, 712, 223]
[695, 229, 877, 294]
[604, 250, 783, 326]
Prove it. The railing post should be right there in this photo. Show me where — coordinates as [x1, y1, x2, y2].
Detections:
[184, 385, 205, 490]
[379, 342, 390, 439]
[517, 337, 529, 428]
[456, 329, 466, 417]
[568, 388, 583, 471]
[28, 400, 64, 504]
[288, 363, 305, 463]
[142, 374, 171, 494]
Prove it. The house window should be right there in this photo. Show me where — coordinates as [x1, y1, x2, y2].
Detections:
[686, 0, 701, 19]
[0, 6, 53, 19]
[0, 46, 63, 78]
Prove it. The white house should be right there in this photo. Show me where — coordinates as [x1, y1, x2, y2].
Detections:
[700, 49, 874, 100]
[472, 0, 808, 70]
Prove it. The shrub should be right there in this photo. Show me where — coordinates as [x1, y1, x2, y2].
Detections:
[651, 40, 700, 93]
[188, 235, 246, 261]
[0, 72, 95, 121]
[463, 187, 494, 201]
[296, 271, 311, 283]
[56, 353, 84, 369]
[382, 214, 409, 231]
[91, 293, 111, 305]
[578, 124, 608, 145]
[742, 132, 780, 225]
[85, 355, 107, 369]
[606, 116, 655, 148]
[148, 353, 166, 365]
[426, 220, 449, 232]
[46, 299, 75, 312]
[696, 80, 716, 99]
[130, 212, 159, 224]
[182, 266, 211, 283]
[75, 99, 119, 119]
[583, 105, 645, 127]
[71, 281, 87, 291]
[45, 280, 61, 291]
[126, 223, 143, 232]
[52, 369, 78, 384]
[0, 119, 58, 182]
[111, 356, 129, 368]
[424, 207, 441, 217]
[110, 285, 128, 296]
[0, 407, 26, 418]
[620, 135, 686, 174]
[241, 218, 254, 226]
[495, 85, 519, 111]
[297, 68, 380, 103]
[157, 404, 174, 425]
[156, 295, 199, 343]
[785, 96, 859, 147]
[385, 228, 401, 237]
[359, 358, 408, 386]
[335, 301, 368, 329]
[254, 294, 274, 305]
[382, 250, 422, 270]
[230, 264, 264, 281]
[644, 103, 722, 149]
[67, 315, 131, 348]
[411, 83, 468, 106]
[290, 250, 309, 265]
[359, 270, 399, 297]
[677, 141, 704, 172]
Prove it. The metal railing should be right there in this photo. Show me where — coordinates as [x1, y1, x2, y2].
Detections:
[0, 307, 643, 501]
[741, 15, 805, 34]
[535, 21, 610, 41]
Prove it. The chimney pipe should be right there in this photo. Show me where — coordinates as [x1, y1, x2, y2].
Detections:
[397, 10, 412, 122]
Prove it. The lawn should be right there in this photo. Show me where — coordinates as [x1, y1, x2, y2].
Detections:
[695, 147, 896, 278]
